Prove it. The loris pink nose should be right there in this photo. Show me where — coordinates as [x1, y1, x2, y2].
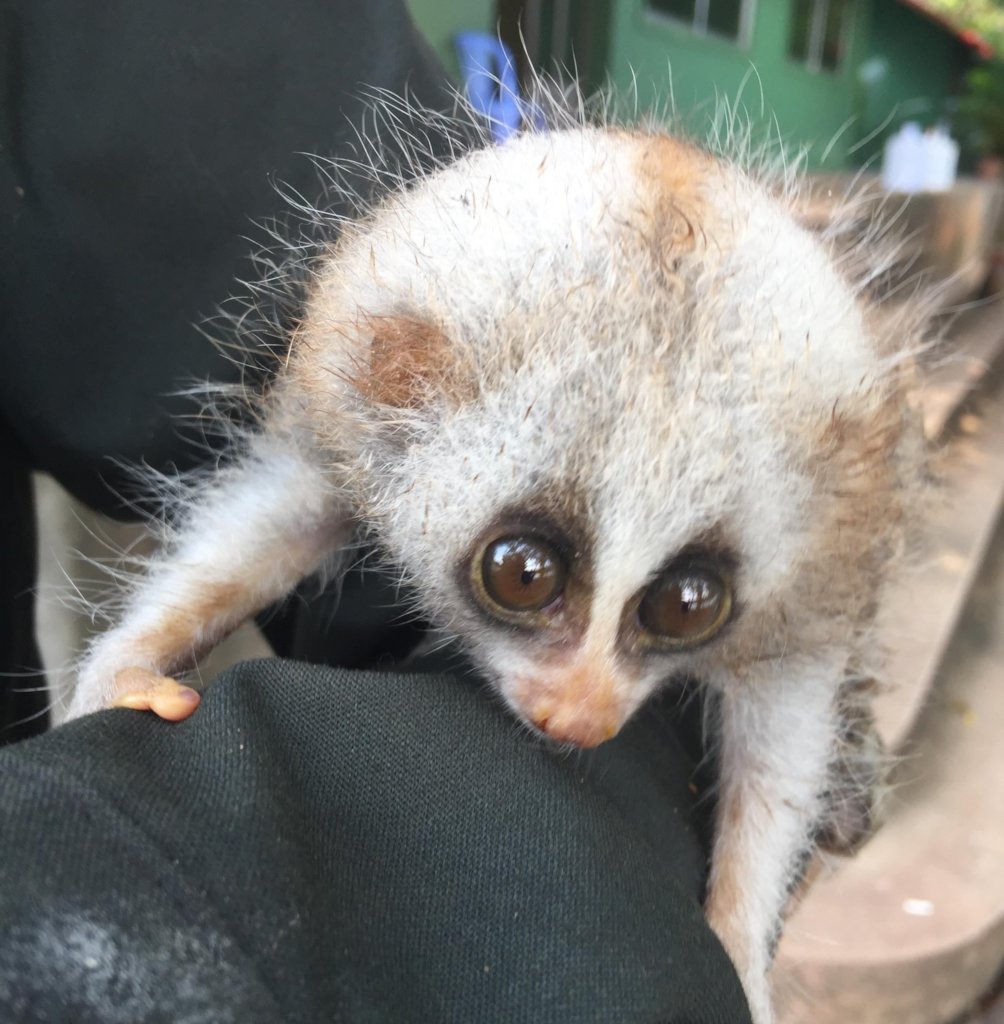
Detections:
[531, 706, 621, 748]
[525, 668, 624, 748]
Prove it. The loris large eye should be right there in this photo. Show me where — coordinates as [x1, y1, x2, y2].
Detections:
[638, 564, 731, 648]
[476, 536, 566, 620]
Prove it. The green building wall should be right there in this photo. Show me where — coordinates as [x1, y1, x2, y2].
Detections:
[605, 0, 875, 169]
[403, 0, 972, 172]
[855, 0, 970, 166]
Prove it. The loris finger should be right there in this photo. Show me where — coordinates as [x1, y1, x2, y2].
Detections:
[110, 667, 201, 722]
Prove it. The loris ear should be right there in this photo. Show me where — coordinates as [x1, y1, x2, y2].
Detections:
[354, 314, 476, 410]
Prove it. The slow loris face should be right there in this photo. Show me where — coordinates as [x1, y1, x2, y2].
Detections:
[296, 128, 900, 753]
[459, 513, 737, 747]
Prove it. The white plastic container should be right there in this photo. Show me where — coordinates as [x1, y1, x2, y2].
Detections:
[920, 125, 960, 192]
[881, 122, 925, 193]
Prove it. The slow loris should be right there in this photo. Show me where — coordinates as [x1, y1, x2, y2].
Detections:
[67, 103, 926, 1023]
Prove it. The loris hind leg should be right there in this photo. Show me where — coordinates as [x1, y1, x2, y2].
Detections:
[815, 677, 887, 856]
[704, 656, 843, 1024]
[69, 436, 350, 722]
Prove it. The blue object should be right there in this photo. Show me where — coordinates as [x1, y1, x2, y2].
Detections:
[454, 32, 524, 143]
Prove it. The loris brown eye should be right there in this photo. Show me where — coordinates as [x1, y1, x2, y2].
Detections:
[478, 536, 566, 616]
[638, 566, 731, 648]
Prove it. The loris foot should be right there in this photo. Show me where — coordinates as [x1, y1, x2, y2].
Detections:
[110, 667, 201, 722]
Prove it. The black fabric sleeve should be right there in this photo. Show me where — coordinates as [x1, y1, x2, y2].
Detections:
[0, 0, 451, 513]
[0, 421, 46, 741]
[0, 660, 751, 1024]
[0, 0, 451, 728]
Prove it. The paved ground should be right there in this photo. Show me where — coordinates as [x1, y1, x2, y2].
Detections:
[942, 507, 1004, 1024]
[943, 507, 1004, 1024]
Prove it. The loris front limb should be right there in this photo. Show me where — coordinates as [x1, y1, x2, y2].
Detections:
[68, 434, 351, 721]
[704, 655, 842, 1024]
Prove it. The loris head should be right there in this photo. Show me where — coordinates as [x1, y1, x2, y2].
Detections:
[293, 124, 916, 748]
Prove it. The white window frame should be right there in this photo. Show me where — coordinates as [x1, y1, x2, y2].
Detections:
[794, 0, 855, 73]
[644, 0, 758, 48]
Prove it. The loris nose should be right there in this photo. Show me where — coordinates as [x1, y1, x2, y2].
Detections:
[520, 660, 626, 749]
[530, 699, 622, 749]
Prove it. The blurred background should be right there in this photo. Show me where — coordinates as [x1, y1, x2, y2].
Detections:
[411, 0, 1004, 174]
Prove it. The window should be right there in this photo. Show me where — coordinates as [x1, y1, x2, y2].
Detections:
[788, 0, 853, 72]
[646, 0, 753, 44]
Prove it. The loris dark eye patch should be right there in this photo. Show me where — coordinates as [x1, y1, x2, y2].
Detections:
[637, 563, 732, 649]
[474, 535, 567, 621]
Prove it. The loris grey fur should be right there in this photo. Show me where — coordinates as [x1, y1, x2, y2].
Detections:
[68, 91, 929, 1023]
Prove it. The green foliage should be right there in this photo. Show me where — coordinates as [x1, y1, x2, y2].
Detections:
[923, 0, 1004, 54]
[922, 2, 1004, 156]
